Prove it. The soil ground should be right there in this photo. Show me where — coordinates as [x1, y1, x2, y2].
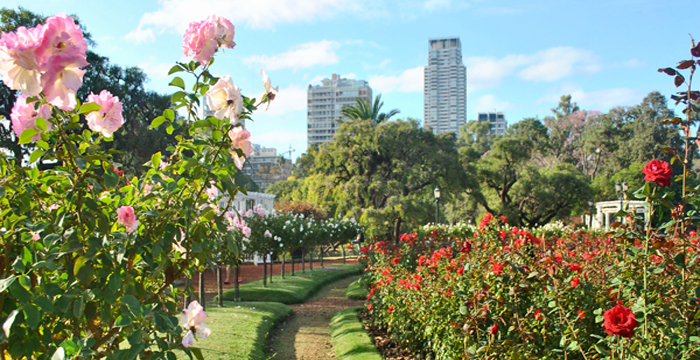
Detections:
[266, 275, 363, 359]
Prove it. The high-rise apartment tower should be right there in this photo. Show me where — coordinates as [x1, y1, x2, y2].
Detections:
[423, 37, 466, 134]
[307, 74, 372, 146]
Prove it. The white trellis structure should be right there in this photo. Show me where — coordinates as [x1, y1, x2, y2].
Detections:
[226, 191, 275, 213]
[585, 200, 649, 229]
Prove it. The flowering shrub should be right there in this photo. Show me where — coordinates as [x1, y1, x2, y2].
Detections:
[362, 213, 699, 358]
[0, 14, 274, 359]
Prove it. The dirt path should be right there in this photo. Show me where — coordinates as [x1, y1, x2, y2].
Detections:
[267, 275, 363, 360]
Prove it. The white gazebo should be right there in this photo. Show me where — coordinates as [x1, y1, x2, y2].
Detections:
[585, 200, 649, 229]
[221, 191, 276, 213]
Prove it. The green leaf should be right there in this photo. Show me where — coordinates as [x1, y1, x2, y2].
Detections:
[690, 336, 700, 343]
[2, 309, 18, 337]
[168, 64, 185, 75]
[150, 116, 166, 130]
[169, 77, 185, 90]
[459, 306, 468, 314]
[121, 295, 141, 315]
[74, 256, 94, 286]
[23, 304, 40, 329]
[190, 348, 205, 360]
[29, 149, 45, 163]
[151, 152, 162, 170]
[104, 168, 119, 189]
[34, 296, 54, 313]
[547, 300, 557, 308]
[35, 117, 47, 132]
[108, 273, 122, 292]
[19, 128, 39, 144]
[674, 253, 686, 269]
[73, 294, 84, 318]
[164, 109, 175, 121]
[74, 157, 87, 170]
[115, 315, 132, 327]
[78, 102, 102, 115]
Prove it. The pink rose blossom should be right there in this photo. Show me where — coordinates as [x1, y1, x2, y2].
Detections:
[181, 301, 212, 348]
[85, 90, 124, 137]
[205, 75, 243, 122]
[242, 226, 251, 238]
[207, 15, 235, 49]
[117, 206, 139, 233]
[264, 230, 272, 238]
[34, 14, 87, 68]
[0, 25, 45, 96]
[40, 53, 87, 111]
[181, 20, 217, 66]
[228, 126, 252, 169]
[10, 94, 52, 142]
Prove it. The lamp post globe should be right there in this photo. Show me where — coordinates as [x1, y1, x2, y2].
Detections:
[434, 186, 441, 224]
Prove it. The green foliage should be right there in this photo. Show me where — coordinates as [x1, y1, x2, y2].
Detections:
[339, 94, 399, 125]
[330, 307, 382, 360]
[343, 279, 369, 301]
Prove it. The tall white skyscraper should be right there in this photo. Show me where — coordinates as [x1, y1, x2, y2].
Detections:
[307, 74, 372, 146]
[423, 37, 466, 134]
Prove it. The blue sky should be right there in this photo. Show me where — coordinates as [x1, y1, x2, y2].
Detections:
[7, 0, 700, 160]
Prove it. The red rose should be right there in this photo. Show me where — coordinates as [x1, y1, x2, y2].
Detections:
[490, 322, 499, 335]
[492, 262, 503, 275]
[603, 304, 638, 338]
[642, 159, 673, 187]
[570, 276, 580, 288]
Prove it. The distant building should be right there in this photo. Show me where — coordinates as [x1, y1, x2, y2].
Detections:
[243, 144, 292, 190]
[478, 112, 507, 135]
[307, 74, 372, 146]
[423, 37, 467, 134]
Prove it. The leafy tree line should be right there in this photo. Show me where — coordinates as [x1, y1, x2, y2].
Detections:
[268, 91, 694, 236]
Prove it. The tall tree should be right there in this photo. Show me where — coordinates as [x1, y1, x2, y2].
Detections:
[339, 94, 400, 124]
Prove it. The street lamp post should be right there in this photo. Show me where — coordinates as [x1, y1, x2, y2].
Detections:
[615, 181, 628, 223]
[588, 199, 594, 229]
[434, 186, 441, 224]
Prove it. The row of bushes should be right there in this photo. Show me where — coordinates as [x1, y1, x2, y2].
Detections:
[361, 216, 700, 359]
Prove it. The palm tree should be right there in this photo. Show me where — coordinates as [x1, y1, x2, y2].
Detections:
[339, 94, 400, 125]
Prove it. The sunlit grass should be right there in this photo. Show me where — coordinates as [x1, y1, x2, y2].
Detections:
[330, 307, 382, 360]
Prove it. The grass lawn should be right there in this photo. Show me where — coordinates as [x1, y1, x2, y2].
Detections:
[330, 307, 382, 360]
[343, 278, 369, 300]
[221, 264, 362, 304]
[177, 301, 292, 360]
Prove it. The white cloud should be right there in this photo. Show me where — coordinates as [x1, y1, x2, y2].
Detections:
[369, 66, 424, 94]
[307, 75, 326, 86]
[254, 130, 307, 143]
[125, 0, 359, 42]
[242, 41, 339, 71]
[124, 27, 154, 44]
[341, 73, 357, 79]
[537, 85, 642, 110]
[518, 47, 600, 82]
[138, 61, 175, 81]
[466, 46, 601, 92]
[256, 84, 308, 116]
[424, 0, 451, 10]
[473, 94, 512, 112]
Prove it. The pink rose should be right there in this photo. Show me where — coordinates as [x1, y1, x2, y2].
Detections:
[85, 90, 124, 137]
[34, 13, 88, 69]
[40, 53, 87, 111]
[117, 206, 139, 233]
[181, 20, 217, 66]
[228, 126, 252, 169]
[206, 15, 235, 49]
[0, 25, 45, 96]
[180, 301, 212, 348]
[10, 94, 52, 142]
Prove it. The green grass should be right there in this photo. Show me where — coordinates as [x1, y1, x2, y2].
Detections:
[221, 264, 362, 304]
[344, 278, 369, 300]
[177, 301, 292, 360]
[330, 307, 382, 360]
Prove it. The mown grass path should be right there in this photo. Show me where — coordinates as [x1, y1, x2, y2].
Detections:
[267, 275, 363, 359]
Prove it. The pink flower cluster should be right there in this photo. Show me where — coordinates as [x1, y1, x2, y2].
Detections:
[0, 14, 88, 110]
[10, 94, 52, 141]
[85, 90, 124, 137]
[182, 15, 235, 66]
[117, 206, 139, 234]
